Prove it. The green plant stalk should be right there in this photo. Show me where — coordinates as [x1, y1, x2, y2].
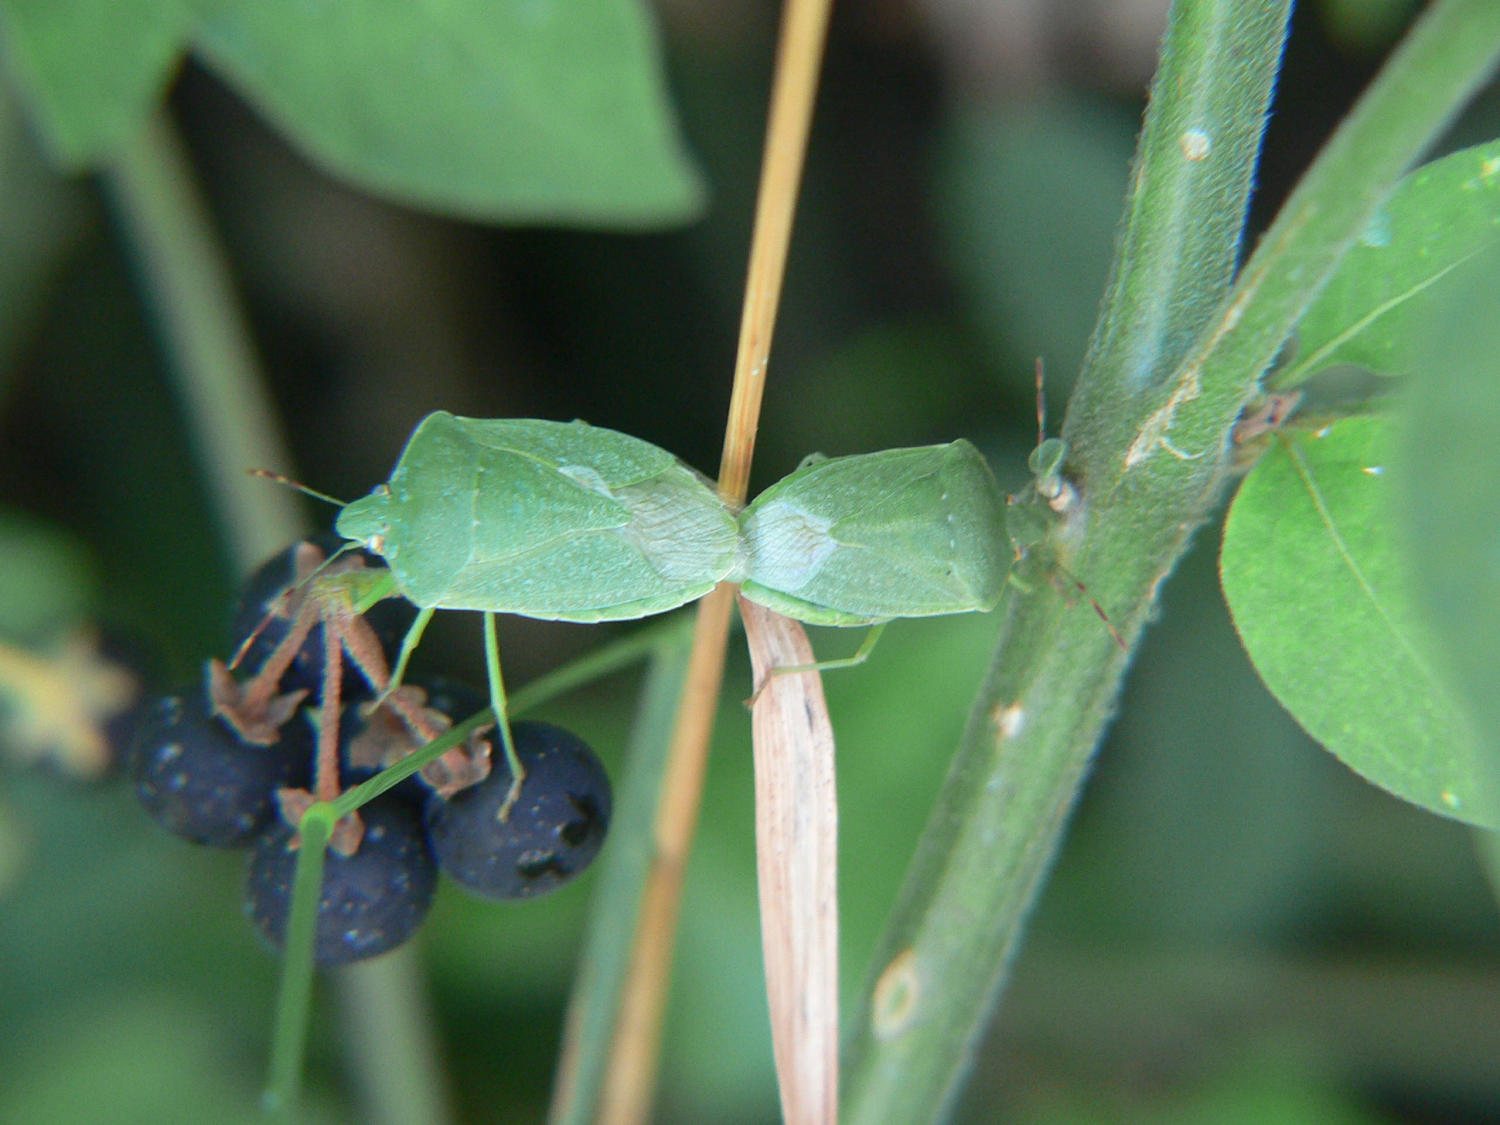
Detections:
[842, 1, 1500, 1120]
[548, 638, 693, 1125]
[1069, 0, 1289, 410]
[102, 109, 304, 565]
[263, 805, 331, 1118]
[337, 948, 457, 1125]
[1083, 0, 1500, 507]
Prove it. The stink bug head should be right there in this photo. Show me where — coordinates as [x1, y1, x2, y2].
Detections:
[1028, 438, 1067, 494]
[335, 486, 393, 556]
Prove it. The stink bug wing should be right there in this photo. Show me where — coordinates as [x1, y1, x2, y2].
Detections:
[377, 414, 629, 608]
[457, 416, 680, 483]
[349, 413, 739, 622]
[739, 441, 1008, 624]
[445, 459, 740, 622]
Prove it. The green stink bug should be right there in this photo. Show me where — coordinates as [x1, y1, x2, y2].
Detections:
[332, 411, 740, 813]
[737, 440, 1009, 625]
[335, 412, 740, 620]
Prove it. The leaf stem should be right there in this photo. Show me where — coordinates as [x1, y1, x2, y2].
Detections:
[262, 805, 331, 1117]
[101, 108, 304, 565]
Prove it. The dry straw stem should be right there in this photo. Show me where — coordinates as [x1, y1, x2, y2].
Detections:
[740, 596, 840, 1125]
[589, 0, 835, 1121]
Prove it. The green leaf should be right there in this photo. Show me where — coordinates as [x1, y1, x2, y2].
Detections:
[193, 0, 705, 225]
[0, 0, 191, 167]
[1220, 415, 1497, 827]
[1281, 137, 1500, 383]
[1392, 251, 1500, 798]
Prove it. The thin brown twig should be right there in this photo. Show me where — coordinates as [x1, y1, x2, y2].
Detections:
[586, 0, 836, 1121]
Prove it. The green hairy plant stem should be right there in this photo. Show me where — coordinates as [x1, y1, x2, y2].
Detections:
[840, 0, 1500, 1120]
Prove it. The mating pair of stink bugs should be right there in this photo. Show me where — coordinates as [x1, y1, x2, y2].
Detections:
[316, 411, 1009, 810]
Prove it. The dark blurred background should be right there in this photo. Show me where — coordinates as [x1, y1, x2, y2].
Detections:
[5, 0, 1500, 1122]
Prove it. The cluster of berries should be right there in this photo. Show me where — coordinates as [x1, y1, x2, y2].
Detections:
[127, 534, 613, 966]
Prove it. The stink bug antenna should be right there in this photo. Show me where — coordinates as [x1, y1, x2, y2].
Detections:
[1035, 356, 1047, 447]
[1029, 357, 1127, 654]
[244, 468, 366, 603]
[248, 469, 348, 510]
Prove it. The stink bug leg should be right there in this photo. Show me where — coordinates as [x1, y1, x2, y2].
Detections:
[376, 605, 435, 708]
[482, 611, 526, 822]
[745, 622, 887, 707]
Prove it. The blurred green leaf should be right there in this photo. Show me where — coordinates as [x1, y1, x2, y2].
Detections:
[0, 794, 24, 897]
[758, 318, 987, 460]
[0, 507, 97, 640]
[0, 0, 191, 167]
[1393, 251, 1500, 804]
[193, 0, 704, 225]
[0, 85, 94, 373]
[1282, 138, 1500, 384]
[1047, 535, 1326, 945]
[1018, 1059, 1386, 1125]
[1220, 415, 1496, 827]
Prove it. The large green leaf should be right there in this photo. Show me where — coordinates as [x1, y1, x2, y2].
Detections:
[0, 0, 191, 166]
[193, 0, 704, 225]
[1220, 415, 1496, 827]
[1281, 138, 1500, 383]
[1392, 253, 1500, 798]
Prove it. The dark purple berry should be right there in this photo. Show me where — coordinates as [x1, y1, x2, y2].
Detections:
[413, 678, 488, 729]
[95, 627, 164, 777]
[424, 721, 611, 899]
[228, 531, 416, 703]
[245, 794, 438, 965]
[128, 689, 312, 847]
